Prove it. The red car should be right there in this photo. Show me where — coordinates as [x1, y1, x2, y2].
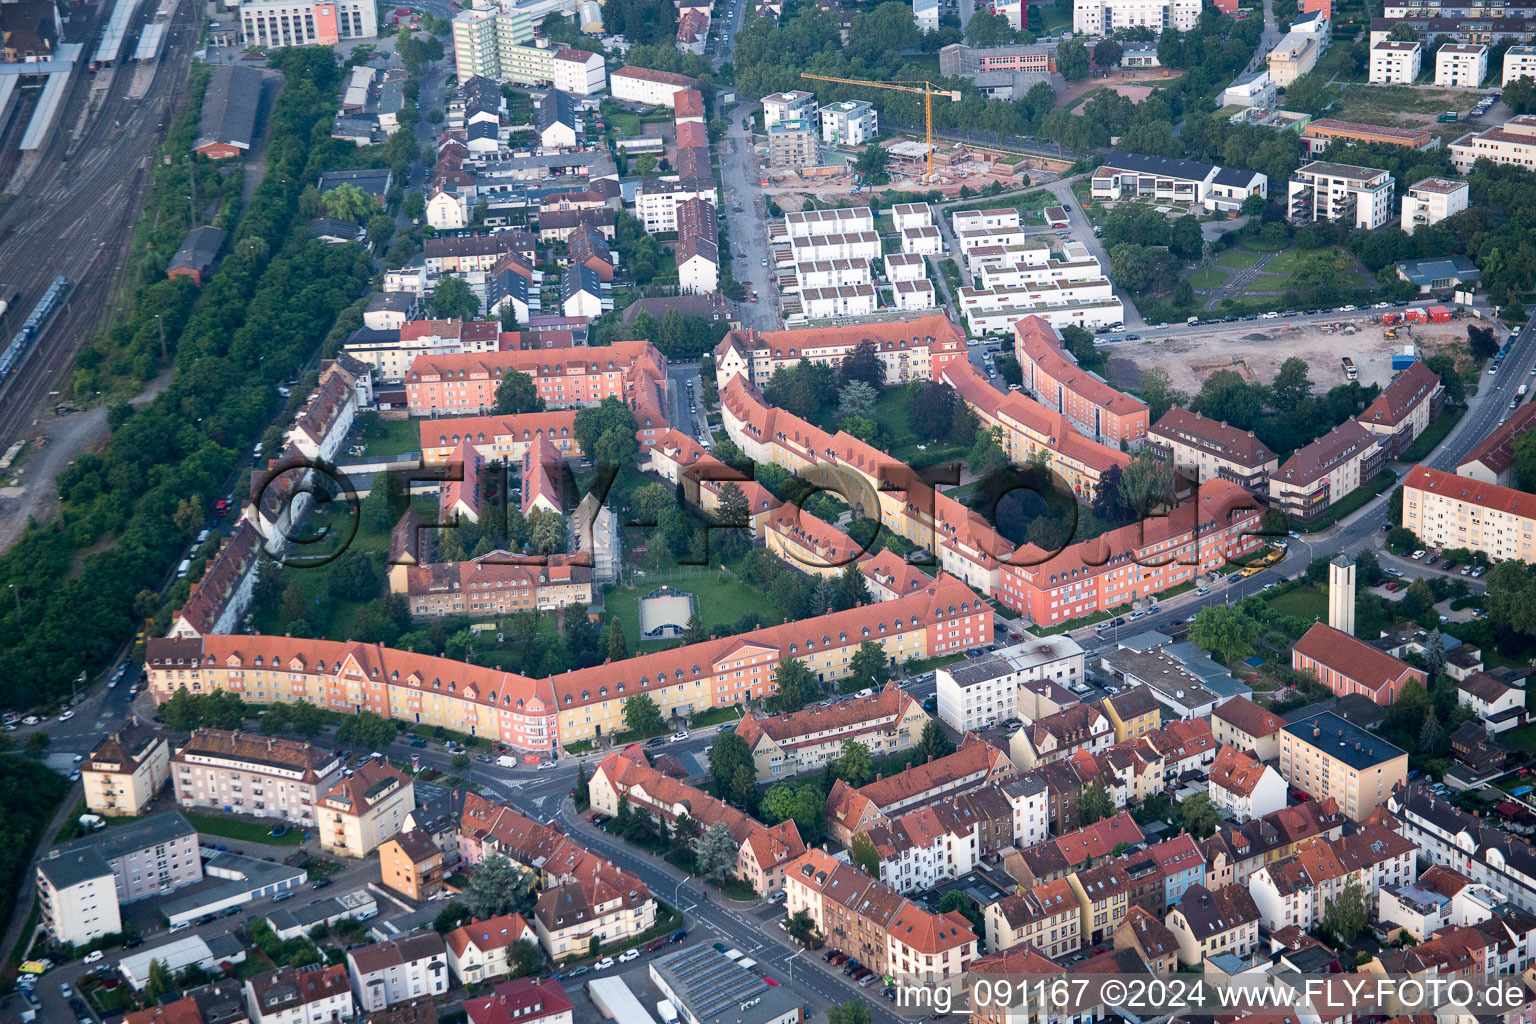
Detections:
[646, 939, 667, 952]
[763, 977, 778, 987]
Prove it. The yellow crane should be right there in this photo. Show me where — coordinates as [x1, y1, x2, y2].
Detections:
[800, 73, 960, 183]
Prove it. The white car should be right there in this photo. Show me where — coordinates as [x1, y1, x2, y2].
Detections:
[669, 731, 689, 743]
[595, 957, 616, 970]
[536, 759, 560, 771]
[1411, 550, 1425, 559]
[83, 950, 103, 964]
[1109, 325, 1126, 333]
[619, 948, 640, 962]
[1374, 302, 1390, 308]
[1261, 311, 1279, 319]
[58, 710, 74, 721]
[1340, 304, 1357, 312]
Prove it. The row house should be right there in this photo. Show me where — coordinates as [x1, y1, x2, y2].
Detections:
[1114, 905, 1180, 973]
[1268, 420, 1385, 523]
[1386, 785, 1536, 916]
[1148, 408, 1279, 494]
[589, 748, 806, 894]
[404, 340, 665, 416]
[244, 964, 354, 1024]
[388, 544, 595, 620]
[1207, 744, 1287, 823]
[1248, 825, 1417, 932]
[763, 507, 867, 581]
[1009, 703, 1113, 769]
[1164, 883, 1261, 967]
[1149, 833, 1206, 908]
[784, 848, 978, 985]
[1101, 685, 1160, 743]
[1070, 860, 1134, 944]
[1203, 799, 1347, 889]
[864, 785, 1014, 893]
[1210, 695, 1287, 762]
[465, 978, 574, 1024]
[146, 570, 991, 750]
[734, 682, 929, 781]
[984, 877, 1082, 959]
[378, 828, 445, 901]
[823, 734, 1017, 845]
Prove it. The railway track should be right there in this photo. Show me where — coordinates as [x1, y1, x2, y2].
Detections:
[0, 0, 198, 447]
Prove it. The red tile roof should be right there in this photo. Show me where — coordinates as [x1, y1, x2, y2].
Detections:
[1211, 695, 1286, 741]
[1457, 402, 1536, 478]
[1358, 360, 1441, 429]
[1150, 407, 1275, 468]
[1208, 744, 1272, 799]
[1292, 622, 1425, 696]
[1405, 463, 1536, 522]
[1014, 315, 1148, 419]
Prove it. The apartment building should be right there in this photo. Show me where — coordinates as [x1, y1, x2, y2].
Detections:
[635, 179, 718, 234]
[1288, 160, 1395, 228]
[1090, 152, 1267, 212]
[1458, 404, 1536, 486]
[1014, 316, 1150, 446]
[446, 913, 538, 985]
[713, 314, 967, 389]
[821, 100, 878, 145]
[959, 278, 1123, 334]
[1370, 40, 1423, 82]
[245, 964, 354, 1024]
[984, 877, 1082, 959]
[611, 65, 698, 108]
[1279, 712, 1409, 821]
[1163, 883, 1261, 967]
[1203, 800, 1347, 889]
[391, 550, 595, 620]
[1072, 0, 1200, 35]
[1249, 826, 1417, 932]
[344, 319, 502, 382]
[418, 410, 580, 465]
[590, 749, 806, 893]
[1401, 177, 1470, 234]
[403, 340, 666, 416]
[734, 683, 929, 781]
[1267, 419, 1384, 521]
[934, 635, 1085, 733]
[37, 851, 121, 946]
[41, 811, 201, 922]
[378, 828, 444, 901]
[767, 118, 819, 168]
[239, 0, 376, 48]
[451, 8, 533, 81]
[1357, 360, 1444, 458]
[824, 734, 1017, 843]
[82, 718, 171, 818]
[864, 788, 1014, 893]
[1301, 118, 1435, 156]
[762, 89, 818, 128]
[172, 729, 345, 828]
[1292, 623, 1426, 705]
[1388, 784, 1536, 915]
[1436, 42, 1487, 86]
[1148, 408, 1278, 493]
[995, 477, 1263, 628]
[1009, 703, 1114, 769]
[533, 866, 657, 959]
[1268, 31, 1320, 86]
[784, 848, 978, 984]
[1505, 44, 1536, 84]
[1403, 463, 1536, 563]
[347, 932, 449, 1012]
[1451, 114, 1536, 172]
[318, 760, 414, 858]
[149, 572, 990, 752]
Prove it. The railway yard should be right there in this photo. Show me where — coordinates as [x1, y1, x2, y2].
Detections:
[0, 0, 198, 451]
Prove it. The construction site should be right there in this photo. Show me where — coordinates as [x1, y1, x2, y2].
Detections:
[762, 136, 1072, 206]
[1111, 317, 1499, 396]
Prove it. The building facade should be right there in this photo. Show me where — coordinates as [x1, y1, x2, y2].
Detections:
[1401, 177, 1470, 233]
[319, 761, 415, 858]
[1278, 712, 1409, 821]
[171, 730, 345, 828]
[82, 719, 172, 818]
[1402, 463, 1536, 563]
[1288, 160, 1395, 228]
[239, 0, 376, 47]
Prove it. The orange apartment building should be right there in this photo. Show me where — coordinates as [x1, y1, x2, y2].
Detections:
[1013, 316, 1150, 446]
[144, 572, 992, 749]
[712, 314, 970, 390]
[1302, 118, 1435, 156]
[404, 340, 665, 417]
[996, 479, 1263, 627]
[419, 411, 582, 465]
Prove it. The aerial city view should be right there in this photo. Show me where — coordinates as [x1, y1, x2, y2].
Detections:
[5, 0, 1536, 1020]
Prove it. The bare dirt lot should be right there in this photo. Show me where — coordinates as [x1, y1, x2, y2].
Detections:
[1119, 319, 1501, 396]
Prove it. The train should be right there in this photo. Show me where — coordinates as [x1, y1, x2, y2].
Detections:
[0, 276, 71, 377]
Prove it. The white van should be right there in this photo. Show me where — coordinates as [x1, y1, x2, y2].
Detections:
[196, 529, 210, 545]
[496, 754, 519, 768]
[176, 559, 191, 579]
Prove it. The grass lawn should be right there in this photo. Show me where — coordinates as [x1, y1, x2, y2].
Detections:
[250, 504, 394, 640]
[1241, 274, 1289, 292]
[689, 704, 747, 730]
[1215, 249, 1261, 269]
[1505, 724, 1536, 757]
[1266, 248, 1331, 275]
[185, 812, 305, 846]
[357, 416, 421, 457]
[1264, 584, 1327, 621]
[1036, 5, 1070, 34]
[1399, 405, 1464, 463]
[1189, 268, 1229, 289]
[1329, 84, 1470, 122]
[1243, 235, 1291, 253]
[602, 570, 783, 651]
[866, 385, 968, 466]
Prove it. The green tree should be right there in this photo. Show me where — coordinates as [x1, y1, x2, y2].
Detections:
[966, 9, 1014, 45]
[708, 731, 753, 798]
[786, 908, 817, 944]
[850, 832, 880, 876]
[1136, 367, 1186, 422]
[161, 686, 202, 732]
[463, 853, 535, 919]
[1322, 879, 1369, 944]
[452, 752, 472, 771]
[844, 640, 891, 694]
[361, 471, 404, 533]
[937, 890, 984, 934]
[508, 938, 546, 977]
[1118, 451, 1175, 518]
[574, 397, 640, 471]
[174, 495, 204, 537]
[838, 380, 879, 419]
[573, 761, 590, 810]
[828, 1003, 873, 1024]
[916, 718, 953, 763]
[1178, 792, 1220, 838]
[693, 822, 738, 882]
[495, 370, 546, 414]
[835, 740, 875, 787]
[528, 508, 566, 554]
[604, 619, 629, 662]
[431, 275, 480, 321]
[1057, 37, 1089, 79]
[23, 730, 51, 758]
[319, 183, 374, 222]
[1189, 605, 1261, 666]
[1079, 781, 1113, 825]
[624, 694, 666, 737]
[1093, 38, 1124, 68]
[145, 958, 173, 1001]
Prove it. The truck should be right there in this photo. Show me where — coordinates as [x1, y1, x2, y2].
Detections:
[496, 754, 519, 767]
[1341, 356, 1357, 380]
[1380, 312, 1402, 326]
[1437, 111, 1459, 122]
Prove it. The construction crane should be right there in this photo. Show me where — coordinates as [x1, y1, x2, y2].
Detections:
[800, 74, 960, 183]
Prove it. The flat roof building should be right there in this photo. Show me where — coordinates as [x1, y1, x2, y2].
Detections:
[1278, 712, 1408, 820]
[649, 945, 803, 1024]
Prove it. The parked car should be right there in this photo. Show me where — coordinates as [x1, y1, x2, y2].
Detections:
[618, 949, 640, 963]
[83, 951, 103, 964]
[594, 957, 616, 970]
[565, 965, 590, 978]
